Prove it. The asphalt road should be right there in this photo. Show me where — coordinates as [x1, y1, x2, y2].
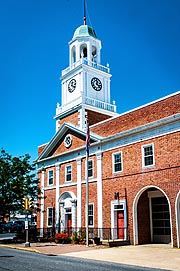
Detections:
[0, 247, 170, 271]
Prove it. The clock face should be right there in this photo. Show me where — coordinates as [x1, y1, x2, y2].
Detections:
[64, 134, 72, 148]
[91, 77, 102, 91]
[68, 79, 76, 93]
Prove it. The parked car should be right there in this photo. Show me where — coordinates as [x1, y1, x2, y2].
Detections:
[4, 221, 14, 232]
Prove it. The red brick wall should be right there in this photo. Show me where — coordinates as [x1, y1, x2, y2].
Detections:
[81, 156, 97, 180]
[43, 189, 56, 228]
[60, 160, 77, 184]
[137, 191, 151, 244]
[51, 132, 86, 156]
[102, 132, 179, 178]
[38, 144, 47, 156]
[91, 93, 180, 137]
[81, 181, 98, 227]
[57, 108, 113, 131]
[86, 109, 112, 126]
[58, 111, 79, 127]
[102, 167, 179, 243]
[45, 167, 56, 187]
[101, 131, 179, 244]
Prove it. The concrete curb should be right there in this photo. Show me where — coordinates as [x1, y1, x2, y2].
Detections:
[0, 244, 41, 254]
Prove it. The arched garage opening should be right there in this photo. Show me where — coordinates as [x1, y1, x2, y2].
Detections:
[133, 186, 172, 246]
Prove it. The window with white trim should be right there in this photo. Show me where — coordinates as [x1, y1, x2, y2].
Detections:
[88, 160, 93, 178]
[47, 207, 53, 227]
[142, 144, 154, 167]
[48, 170, 54, 185]
[113, 152, 123, 173]
[88, 204, 94, 227]
[66, 165, 72, 182]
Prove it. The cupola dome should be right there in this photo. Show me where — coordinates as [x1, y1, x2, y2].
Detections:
[73, 25, 97, 39]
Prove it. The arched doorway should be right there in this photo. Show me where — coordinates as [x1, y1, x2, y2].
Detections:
[59, 192, 77, 233]
[133, 186, 172, 246]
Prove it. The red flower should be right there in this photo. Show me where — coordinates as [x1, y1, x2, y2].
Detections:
[55, 233, 68, 239]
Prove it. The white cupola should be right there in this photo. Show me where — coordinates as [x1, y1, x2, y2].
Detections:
[69, 24, 101, 66]
[55, 19, 118, 131]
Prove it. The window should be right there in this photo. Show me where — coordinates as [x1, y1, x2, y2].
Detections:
[113, 152, 122, 173]
[142, 144, 154, 167]
[88, 160, 93, 178]
[47, 207, 53, 227]
[88, 204, 94, 227]
[48, 170, 54, 185]
[72, 46, 76, 63]
[66, 165, 72, 182]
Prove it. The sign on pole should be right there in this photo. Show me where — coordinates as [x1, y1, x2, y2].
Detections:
[25, 220, 28, 230]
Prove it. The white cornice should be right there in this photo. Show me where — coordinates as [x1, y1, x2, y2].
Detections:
[102, 113, 180, 144]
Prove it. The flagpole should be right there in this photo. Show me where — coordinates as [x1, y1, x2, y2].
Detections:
[85, 117, 90, 247]
[84, 0, 87, 25]
[85, 147, 89, 247]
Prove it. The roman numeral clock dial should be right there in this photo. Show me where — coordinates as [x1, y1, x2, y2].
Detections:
[91, 77, 102, 91]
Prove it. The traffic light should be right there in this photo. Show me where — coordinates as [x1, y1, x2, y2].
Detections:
[36, 202, 41, 212]
[29, 198, 34, 209]
[23, 197, 29, 210]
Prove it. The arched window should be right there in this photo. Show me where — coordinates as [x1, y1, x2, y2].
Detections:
[71, 46, 76, 63]
[80, 44, 87, 58]
[92, 46, 97, 62]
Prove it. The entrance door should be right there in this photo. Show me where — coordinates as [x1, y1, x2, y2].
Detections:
[67, 214, 72, 234]
[117, 210, 124, 239]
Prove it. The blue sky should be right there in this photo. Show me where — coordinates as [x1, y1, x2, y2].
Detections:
[0, 0, 179, 162]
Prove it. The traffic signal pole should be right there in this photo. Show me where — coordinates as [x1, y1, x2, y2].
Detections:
[23, 197, 30, 247]
[25, 212, 30, 247]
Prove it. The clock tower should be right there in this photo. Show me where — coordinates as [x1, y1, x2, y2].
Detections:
[55, 20, 118, 131]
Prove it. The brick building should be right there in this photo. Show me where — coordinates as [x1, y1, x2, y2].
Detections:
[36, 20, 180, 247]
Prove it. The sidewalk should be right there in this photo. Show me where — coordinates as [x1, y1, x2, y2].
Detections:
[1, 242, 180, 271]
[64, 244, 180, 271]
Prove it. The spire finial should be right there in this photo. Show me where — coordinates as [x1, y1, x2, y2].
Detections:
[83, 0, 87, 25]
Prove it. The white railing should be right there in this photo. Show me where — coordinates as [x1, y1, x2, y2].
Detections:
[62, 58, 110, 76]
[56, 95, 116, 115]
[84, 96, 116, 112]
